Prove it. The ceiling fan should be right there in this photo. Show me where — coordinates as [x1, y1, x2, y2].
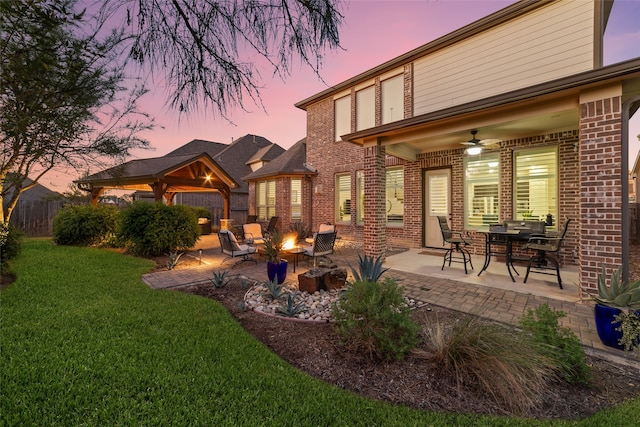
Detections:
[460, 130, 501, 154]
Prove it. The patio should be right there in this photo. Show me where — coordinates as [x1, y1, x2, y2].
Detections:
[142, 233, 637, 367]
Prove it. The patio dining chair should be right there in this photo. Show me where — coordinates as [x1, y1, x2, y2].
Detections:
[523, 218, 571, 289]
[303, 230, 337, 267]
[437, 216, 474, 274]
[217, 229, 257, 267]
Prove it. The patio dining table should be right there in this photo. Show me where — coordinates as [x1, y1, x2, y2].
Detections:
[477, 224, 542, 282]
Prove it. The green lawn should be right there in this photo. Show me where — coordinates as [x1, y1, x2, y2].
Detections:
[1, 239, 638, 426]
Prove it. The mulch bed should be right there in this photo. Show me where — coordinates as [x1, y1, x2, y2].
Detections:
[180, 278, 640, 421]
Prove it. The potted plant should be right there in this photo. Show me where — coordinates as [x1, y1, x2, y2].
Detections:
[592, 265, 640, 350]
[263, 230, 288, 284]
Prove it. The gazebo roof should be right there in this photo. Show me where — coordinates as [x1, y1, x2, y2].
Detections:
[76, 152, 238, 193]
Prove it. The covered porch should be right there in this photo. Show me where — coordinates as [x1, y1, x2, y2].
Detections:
[344, 64, 640, 297]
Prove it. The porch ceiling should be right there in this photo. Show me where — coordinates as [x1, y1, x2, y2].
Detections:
[359, 94, 580, 160]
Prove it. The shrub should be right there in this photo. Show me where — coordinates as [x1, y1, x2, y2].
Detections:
[53, 204, 119, 246]
[332, 278, 419, 360]
[118, 202, 199, 256]
[519, 303, 592, 385]
[1, 225, 23, 275]
[418, 313, 555, 415]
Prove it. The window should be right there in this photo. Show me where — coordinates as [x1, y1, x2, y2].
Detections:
[290, 178, 302, 222]
[514, 148, 557, 224]
[334, 95, 351, 141]
[381, 75, 403, 124]
[386, 167, 404, 225]
[336, 174, 351, 223]
[356, 86, 375, 131]
[256, 180, 276, 221]
[356, 170, 364, 224]
[465, 154, 500, 229]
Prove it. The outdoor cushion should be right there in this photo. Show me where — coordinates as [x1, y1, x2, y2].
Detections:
[242, 223, 264, 244]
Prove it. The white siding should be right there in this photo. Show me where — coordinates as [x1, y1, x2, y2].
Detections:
[414, 0, 595, 116]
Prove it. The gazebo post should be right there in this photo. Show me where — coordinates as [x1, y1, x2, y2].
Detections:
[165, 192, 176, 206]
[90, 187, 105, 206]
[220, 187, 231, 219]
[152, 182, 169, 204]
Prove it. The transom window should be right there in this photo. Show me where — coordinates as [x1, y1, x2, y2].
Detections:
[465, 154, 500, 229]
[256, 180, 276, 221]
[514, 147, 557, 225]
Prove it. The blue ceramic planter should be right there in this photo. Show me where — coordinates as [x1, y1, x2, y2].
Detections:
[594, 304, 625, 349]
[267, 260, 288, 284]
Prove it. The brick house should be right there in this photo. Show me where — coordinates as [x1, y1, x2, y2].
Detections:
[244, 138, 316, 231]
[285, 0, 640, 295]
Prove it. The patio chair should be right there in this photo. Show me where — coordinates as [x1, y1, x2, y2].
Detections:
[217, 229, 257, 267]
[305, 223, 335, 244]
[246, 215, 258, 223]
[523, 218, 571, 289]
[265, 216, 279, 234]
[242, 223, 265, 245]
[303, 230, 337, 267]
[437, 216, 474, 274]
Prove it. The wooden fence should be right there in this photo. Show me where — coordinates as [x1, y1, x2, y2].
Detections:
[9, 199, 64, 237]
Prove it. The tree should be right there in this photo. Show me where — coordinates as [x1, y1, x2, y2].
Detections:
[105, 0, 343, 117]
[0, 0, 153, 224]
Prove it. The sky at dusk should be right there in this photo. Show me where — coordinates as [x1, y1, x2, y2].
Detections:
[48, 0, 640, 192]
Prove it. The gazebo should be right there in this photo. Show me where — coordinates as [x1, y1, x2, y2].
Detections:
[76, 153, 238, 218]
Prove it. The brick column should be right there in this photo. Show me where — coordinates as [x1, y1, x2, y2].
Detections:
[364, 141, 386, 258]
[579, 95, 623, 295]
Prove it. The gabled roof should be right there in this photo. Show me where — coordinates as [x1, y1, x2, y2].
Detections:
[243, 138, 315, 181]
[208, 134, 285, 192]
[2, 176, 59, 205]
[246, 144, 285, 165]
[75, 134, 285, 194]
[165, 139, 226, 157]
[76, 152, 238, 192]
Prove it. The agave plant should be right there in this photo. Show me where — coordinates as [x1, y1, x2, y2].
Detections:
[277, 294, 306, 317]
[263, 277, 285, 300]
[211, 270, 229, 288]
[348, 253, 389, 283]
[594, 265, 640, 309]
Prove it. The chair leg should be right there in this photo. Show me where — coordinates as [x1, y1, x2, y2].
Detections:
[441, 249, 452, 271]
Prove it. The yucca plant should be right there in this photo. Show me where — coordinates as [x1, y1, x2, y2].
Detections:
[594, 265, 640, 309]
[348, 253, 389, 283]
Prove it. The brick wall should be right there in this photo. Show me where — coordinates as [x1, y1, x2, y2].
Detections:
[579, 96, 623, 294]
